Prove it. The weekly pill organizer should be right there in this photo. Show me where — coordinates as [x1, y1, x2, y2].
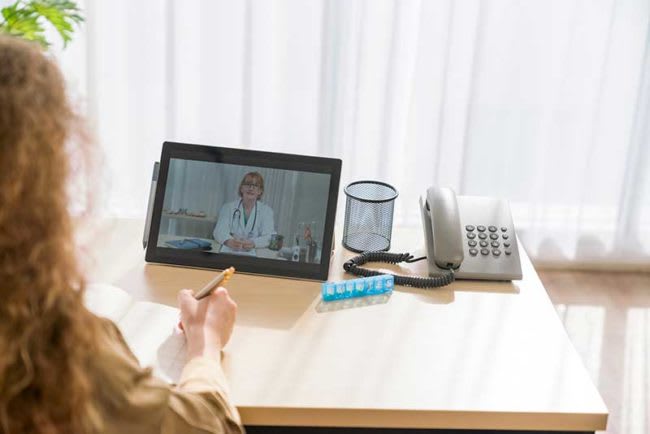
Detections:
[321, 275, 394, 302]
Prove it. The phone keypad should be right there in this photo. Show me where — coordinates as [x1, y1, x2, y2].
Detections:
[466, 225, 513, 258]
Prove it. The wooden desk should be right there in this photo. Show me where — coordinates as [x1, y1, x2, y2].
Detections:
[82, 219, 608, 433]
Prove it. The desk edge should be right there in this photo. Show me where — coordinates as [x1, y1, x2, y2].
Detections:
[238, 407, 608, 431]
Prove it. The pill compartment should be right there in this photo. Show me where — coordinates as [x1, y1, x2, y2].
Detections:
[321, 275, 394, 302]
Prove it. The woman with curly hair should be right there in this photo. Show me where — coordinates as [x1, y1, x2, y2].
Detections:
[0, 36, 243, 434]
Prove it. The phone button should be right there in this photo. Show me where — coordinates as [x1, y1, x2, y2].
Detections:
[467, 232, 476, 239]
[478, 233, 487, 240]
[477, 225, 486, 232]
[503, 242, 511, 248]
[489, 233, 499, 240]
[479, 241, 488, 247]
[492, 249, 501, 256]
[501, 227, 508, 232]
[491, 241, 500, 248]
[469, 248, 478, 256]
[480, 248, 489, 256]
[465, 225, 475, 232]
[488, 226, 497, 232]
[502, 234, 509, 240]
[505, 250, 512, 255]
[468, 240, 477, 247]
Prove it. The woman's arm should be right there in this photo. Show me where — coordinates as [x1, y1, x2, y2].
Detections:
[164, 288, 242, 432]
[163, 355, 243, 433]
[95, 307, 243, 434]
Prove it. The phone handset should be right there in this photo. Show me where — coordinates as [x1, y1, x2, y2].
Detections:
[425, 187, 464, 270]
[343, 187, 459, 288]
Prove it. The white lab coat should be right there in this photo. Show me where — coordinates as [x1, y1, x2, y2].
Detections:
[213, 199, 276, 254]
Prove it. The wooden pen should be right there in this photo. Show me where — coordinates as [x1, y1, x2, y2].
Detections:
[194, 267, 236, 300]
[177, 267, 235, 331]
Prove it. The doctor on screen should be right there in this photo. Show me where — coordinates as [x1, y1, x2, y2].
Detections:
[213, 171, 276, 255]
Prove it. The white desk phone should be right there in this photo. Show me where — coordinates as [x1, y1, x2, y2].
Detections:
[343, 186, 522, 287]
[419, 187, 522, 281]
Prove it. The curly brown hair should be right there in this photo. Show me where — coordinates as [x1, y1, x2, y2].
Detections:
[0, 36, 104, 433]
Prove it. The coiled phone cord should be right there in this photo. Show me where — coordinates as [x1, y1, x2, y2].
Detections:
[343, 252, 455, 288]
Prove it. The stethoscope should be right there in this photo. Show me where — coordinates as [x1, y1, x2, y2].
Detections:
[230, 200, 258, 239]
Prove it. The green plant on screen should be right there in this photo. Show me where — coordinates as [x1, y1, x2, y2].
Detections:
[0, 0, 83, 48]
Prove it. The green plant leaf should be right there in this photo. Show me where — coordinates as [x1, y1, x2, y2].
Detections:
[1, 1, 23, 23]
[31, 0, 83, 47]
[0, 2, 48, 47]
[0, 0, 83, 48]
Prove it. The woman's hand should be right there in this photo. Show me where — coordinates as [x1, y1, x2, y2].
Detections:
[224, 238, 243, 250]
[178, 287, 237, 360]
[241, 239, 255, 250]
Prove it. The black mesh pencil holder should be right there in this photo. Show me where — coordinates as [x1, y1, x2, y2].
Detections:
[342, 181, 399, 253]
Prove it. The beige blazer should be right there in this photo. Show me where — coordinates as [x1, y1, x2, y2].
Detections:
[94, 319, 243, 434]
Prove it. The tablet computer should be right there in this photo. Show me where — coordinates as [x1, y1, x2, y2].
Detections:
[145, 142, 342, 281]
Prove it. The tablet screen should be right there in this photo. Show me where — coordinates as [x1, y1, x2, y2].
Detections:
[146, 142, 341, 280]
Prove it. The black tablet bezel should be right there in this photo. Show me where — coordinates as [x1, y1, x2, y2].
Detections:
[145, 141, 342, 281]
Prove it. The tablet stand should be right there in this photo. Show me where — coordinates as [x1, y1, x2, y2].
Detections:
[142, 161, 159, 248]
